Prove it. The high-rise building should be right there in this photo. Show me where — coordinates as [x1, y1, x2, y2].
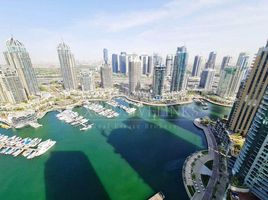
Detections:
[112, 54, 119, 73]
[100, 63, 113, 89]
[217, 66, 244, 99]
[128, 55, 141, 93]
[80, 70, 94, 91]
[227, 41, 268, 136]
[152, 64, 166, 98]
[119, 52, 128, 74]
[165, 54, 173, 76]
[153, 53, 162, 66]
[57, 42, 78, 91]
[0, 71, 11, 103]
[147, 55, 153, 75]
[192, 55, 202, 77]
[236, 52, 250, 80]
[232, 87, 268, 200]
[220, 56, 231, 71]
[199, 68, 215, 91]
[140, 55, 148, 75]
[236, 52, 249, 69]
[170, 46, 188, 92]
[0, 66, 27, 103]
[205, 51, 217, 69]
[4, 37, 39, 96]
[103, 48, 108, 64]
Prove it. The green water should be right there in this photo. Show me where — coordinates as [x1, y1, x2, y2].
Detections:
[0, 102, 230, 200]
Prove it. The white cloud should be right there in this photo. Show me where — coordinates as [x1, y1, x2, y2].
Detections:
[0, 0, 267, 64]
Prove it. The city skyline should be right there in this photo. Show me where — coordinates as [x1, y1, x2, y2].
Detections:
[1, 1, 268, 200]
[0, 0, 267, 64]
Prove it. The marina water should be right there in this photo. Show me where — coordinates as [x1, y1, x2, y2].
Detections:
[0, 102, 230, 200]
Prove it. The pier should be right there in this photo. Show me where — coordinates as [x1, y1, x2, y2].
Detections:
[0, 134, 56, 159]
[56, 110, 93, 131]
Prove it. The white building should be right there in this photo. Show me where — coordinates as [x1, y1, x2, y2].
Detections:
[4, 37, 39, 96]
[80, 70, 95, 91]
[57, 42, 78, 91]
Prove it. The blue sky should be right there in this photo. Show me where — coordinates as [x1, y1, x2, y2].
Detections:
[0, 0, 267, 65]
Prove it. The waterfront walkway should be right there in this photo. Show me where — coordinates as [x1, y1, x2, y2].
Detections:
[111, 95, 193, 107]
[194, 118, 220, 200]
[182, 150, 214, 199]
[199, 97, 233, 108]
[182, 118, 220, 200]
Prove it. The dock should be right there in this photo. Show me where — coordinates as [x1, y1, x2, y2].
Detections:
[29, 122, 43, 128]
[148, 192, 165, 200]
[0, 134, 56, 159]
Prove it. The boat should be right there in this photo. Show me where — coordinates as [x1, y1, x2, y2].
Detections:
[203, 106, 208, 110]
[80, 124, 93, 131]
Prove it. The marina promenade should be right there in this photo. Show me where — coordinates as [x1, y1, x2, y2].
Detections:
[193, 118, 220, 200]
[182, 118, 219, 200]
[111, 95, 193, 107]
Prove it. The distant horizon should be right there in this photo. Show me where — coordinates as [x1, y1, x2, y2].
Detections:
[0, 0, 267, 65]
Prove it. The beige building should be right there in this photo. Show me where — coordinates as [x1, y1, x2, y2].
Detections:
[0, 66, 27, 104]
[128, 54, 141, 93]
[227, 41, 268, 136]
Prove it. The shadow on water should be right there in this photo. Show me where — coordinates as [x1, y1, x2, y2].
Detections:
[45, 151, 110, 200]
[105, 117, 202, 200]
[145, 106, 207, 147]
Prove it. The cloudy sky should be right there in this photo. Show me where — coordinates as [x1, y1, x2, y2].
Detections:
[0, 0, 267, 65]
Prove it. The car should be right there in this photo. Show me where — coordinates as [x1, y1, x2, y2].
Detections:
[203, 188, 205, 191]
[197, 190, 201, 193]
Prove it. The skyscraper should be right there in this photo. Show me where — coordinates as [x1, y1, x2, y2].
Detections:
[152, 64, 166, 98]
[205, 51, 217, 69]
[140, 55, 148, 75]
[199, 68, 215, 91]
[103, 48, 108, 64]
[112, 54, 119, 73]
[217, 66, 243, 99]
[80, 70, 95, 91]
[0, 70, 12, 103]
[232, 87, 268, 200]
[4, 37, 39, 96]
[165, 54, 173, 76]
[0, 66, 27, 103]
[119, 52, 128, 74]
[128, 55, 141, 93]
[227, 41, 268, 136]
[191, 55, 202, 77]
[147, 55, 153, 75]
[236, 52, 249, 80]
[236, 52, 249, 69]
[57, 42, 78, 91]
[220, 56, 231, 70]
[170, 46, 188, 92]
[100, 63, 113, 89]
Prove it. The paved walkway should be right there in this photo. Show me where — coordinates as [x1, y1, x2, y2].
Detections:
[193, 118, 220, 200]
[182, 118, 220, 199]
[111, 95, 193, 107]
[182, 150, 214, 200]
